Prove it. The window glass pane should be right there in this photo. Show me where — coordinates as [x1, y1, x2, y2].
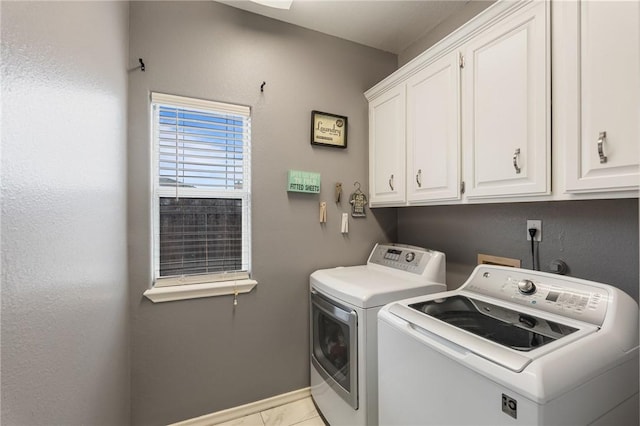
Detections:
[158, 105, 247, 191]
[159, 197, 243, 277]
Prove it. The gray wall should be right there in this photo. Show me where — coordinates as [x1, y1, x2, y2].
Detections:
[397, 199, 639, 302]
[1, 2, 130, 425]
[127, 2, 397, 424]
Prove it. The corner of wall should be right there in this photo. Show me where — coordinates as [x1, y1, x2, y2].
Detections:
[398, 0, 496, 67]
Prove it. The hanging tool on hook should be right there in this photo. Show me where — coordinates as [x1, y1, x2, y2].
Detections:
[138, 58, 145, 72]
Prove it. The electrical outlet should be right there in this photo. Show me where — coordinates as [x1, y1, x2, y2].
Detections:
[526, 220, 542, 241]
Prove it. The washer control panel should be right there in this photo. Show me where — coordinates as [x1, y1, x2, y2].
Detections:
[464, 266, 610, 326]
[368, 243, 442, 276]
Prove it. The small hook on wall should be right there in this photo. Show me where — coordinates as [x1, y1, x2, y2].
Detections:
[260, 81, 266, 92]
[139, 58, 146, 72]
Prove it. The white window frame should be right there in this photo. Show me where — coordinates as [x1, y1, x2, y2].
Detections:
[144, 92, 256, 303]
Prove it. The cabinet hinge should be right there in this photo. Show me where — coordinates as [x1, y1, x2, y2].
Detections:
[460, 181, 465, 194]
[459, 53, 465, 69]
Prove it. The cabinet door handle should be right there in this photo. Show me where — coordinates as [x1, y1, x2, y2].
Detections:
[389, 174, 394, 191]
[597, 131, 608, 164]
[513, 148, 522, 174]
[416, 169, 422, 188]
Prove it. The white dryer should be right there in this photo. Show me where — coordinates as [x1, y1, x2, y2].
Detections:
[310, 243, 446, 426]
[378, 265, 639, 425]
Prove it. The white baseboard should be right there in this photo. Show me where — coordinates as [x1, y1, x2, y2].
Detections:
[170, 387, 312, 426]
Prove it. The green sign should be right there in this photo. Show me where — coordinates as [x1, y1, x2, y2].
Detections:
[287, 170, 321, 193]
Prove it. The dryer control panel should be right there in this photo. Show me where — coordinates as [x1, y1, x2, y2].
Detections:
[463, 266, 610, 326]
[367, 243, 445, 279]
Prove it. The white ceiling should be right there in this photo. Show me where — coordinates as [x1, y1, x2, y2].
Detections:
[215, 0, 471, 54]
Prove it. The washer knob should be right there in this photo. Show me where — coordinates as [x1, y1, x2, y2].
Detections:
[517, 279, 536, 295]
[405, 252, 415, 262]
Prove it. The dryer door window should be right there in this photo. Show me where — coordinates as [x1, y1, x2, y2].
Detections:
[316, 312, 351, 389]
[311, 291, 358, 409]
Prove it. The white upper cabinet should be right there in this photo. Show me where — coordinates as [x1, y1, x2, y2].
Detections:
[369, 85, 406, 206]
[557, 0, 639, 193]
[462, 1, 550, 199]
[366, 0, 637, 206]
[366, 1, 549, 207]
[406, 51, 461, 204]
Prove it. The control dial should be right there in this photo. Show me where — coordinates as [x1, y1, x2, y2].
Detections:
[517, 279, 536, 295]
[405, 252, 416, 263]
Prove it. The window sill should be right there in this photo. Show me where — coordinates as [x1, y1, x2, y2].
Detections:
[143, 279, 257, 303]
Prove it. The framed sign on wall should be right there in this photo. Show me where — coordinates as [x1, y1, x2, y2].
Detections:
[311, 110, 348, 148]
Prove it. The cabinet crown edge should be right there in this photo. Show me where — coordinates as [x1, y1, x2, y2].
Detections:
[364, 0, 541, 102]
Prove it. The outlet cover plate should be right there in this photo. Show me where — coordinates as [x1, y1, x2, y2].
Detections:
[526, 220, 542, 241]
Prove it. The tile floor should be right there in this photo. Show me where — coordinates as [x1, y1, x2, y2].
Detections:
[215, 397, 326, 426]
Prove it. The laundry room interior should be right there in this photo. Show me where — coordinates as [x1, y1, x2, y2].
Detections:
[2, 1, 638, 426]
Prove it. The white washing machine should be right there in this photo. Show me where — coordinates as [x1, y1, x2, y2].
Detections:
[378, 265, 639, 426]
[310, 243, 446, 426]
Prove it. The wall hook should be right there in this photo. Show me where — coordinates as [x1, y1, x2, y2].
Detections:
[260, 81, 266, 92]
[139, 58, 146, 72]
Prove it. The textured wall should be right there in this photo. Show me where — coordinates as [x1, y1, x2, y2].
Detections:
[397, 199, 639, 302]
[127, 2, 397, 424]
[1, 2, 130, 425]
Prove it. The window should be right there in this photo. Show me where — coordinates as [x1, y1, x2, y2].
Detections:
[150, 92, 251, 291]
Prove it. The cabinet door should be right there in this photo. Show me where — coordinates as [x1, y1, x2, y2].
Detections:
[369, 85, 406, 206]
[562, 1, 639, 193]
[406, 51, 461, 204]
[462, 1, 550, 199]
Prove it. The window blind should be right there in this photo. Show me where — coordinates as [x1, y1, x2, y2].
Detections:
[151, 93, 251, 286]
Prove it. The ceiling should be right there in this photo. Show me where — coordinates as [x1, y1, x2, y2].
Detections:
[215, 0, 471, 54]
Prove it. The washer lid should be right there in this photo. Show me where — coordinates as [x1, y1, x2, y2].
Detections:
[409, 295, 579, 352]
[386, 297, 599, 373]
[310, 265, 446, 309]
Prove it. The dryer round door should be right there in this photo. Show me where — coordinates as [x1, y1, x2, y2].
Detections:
[310, 290, 358, 409]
